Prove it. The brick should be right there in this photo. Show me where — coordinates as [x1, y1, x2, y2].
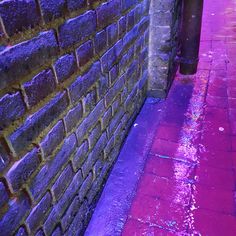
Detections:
[105, 74, 125, 107]
[26, 192, 52, 233]
[76, 100, 105, 144]
[104, 136, 115, 159]
[86, 163, 110, 204]
[0, 139, 10, 172]
[43, 208, 59, 236]
[118, 16, 127, 38]
[112, 95, 121, 115]
[127, 8, 135, 31]
[54, 54, 77, 83]
[35, 229, 45, 236]
[107, 23, 118, 46]
[0, 0, 40, 36]
[88, 122, 102, 148]
[115, 39, 123, 59]
[0, 30, 58, 90]
[0, 182, 9, 208]
[64, 102, 83, 133]
[52, 227, 62, 236]
[121, 0, 138, 12]
[123, 24, 138, 51]
[119, 46, 134, 73]
[138, 16, 149, 35]
[43, 170, 83, 235]
[139, 70, 148, 90]
[72, 141, 89, 171]
[23, 69, 57, 108]
[67, 0, 86, 11]
[0, 92, 26, 130]
[59, 11, 96, 49]
[96, 0, 121, 29]
[101, 46, 116, 73]
[0, 193, 30, 235]
[93, 159, 103, 177]
[56, 170, 83, 212]
[102, 107, 112, 129]
[76, 40, 94, 67]
[29, 134, 77, 201]
[39, 0, 66, 23]
[134, 3, 142, 23]
[40, 120, 65, 159]
[84, 89, 97, 114]
[79, 172, 93, 201]
[61, 195, 81, 232]
[142, 0, 150, 15]
[15, 226, 28, 236]
[65, 201, 89, 236]
[94, 30, 107, 55]
[109, 64, 119, 85]
[51, 164, 74, 201]
[108, 109, 124, 135]
[69, 61, 101, 105]
[134, 36, 144, 56]
[8, 92, 68, 156]
[127, 60, 138, 92]
[82, 132, 107, 177]
[98, 75, 109, 99]
[5, 148, 40, 193]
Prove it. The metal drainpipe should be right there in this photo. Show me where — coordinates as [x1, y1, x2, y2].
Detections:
[180, 0, 204, 75]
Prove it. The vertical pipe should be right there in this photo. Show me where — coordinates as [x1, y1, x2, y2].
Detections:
[180, 0, 204, 75]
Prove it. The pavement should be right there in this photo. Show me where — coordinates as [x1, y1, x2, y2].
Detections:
[86, 0, 236, 235]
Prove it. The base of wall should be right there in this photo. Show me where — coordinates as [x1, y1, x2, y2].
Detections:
[147, 89, 167, 99]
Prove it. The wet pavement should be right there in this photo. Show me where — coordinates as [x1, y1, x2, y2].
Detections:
[122, 0, 236, 235]
[86, 0, 236, 235]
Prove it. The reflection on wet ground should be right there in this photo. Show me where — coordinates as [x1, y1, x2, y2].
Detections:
[122, 0, 236, 235]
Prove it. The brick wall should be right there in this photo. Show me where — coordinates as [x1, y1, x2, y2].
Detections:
[148, 0, 182, 98]
[0, 0, 150, 235]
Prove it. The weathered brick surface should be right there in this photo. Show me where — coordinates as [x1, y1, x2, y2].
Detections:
[0, 181, 8, 208]
[8, 92, 69, 156]
[23, 69, 57, 108]
[72, 141, 89, 171]
[54, 53, 77, 83]
[0, 193, 30, 235]
[0, 92, 26, 129]
[94, 30, 107, 55]
[43, 170, 83, 235]
[40, 120, 65, 159]
[26, 192, 52, 233]
[15, 226, 28, 236]
[0, 0, 40, 36]
[64, 102, 83, 133]
[39, 0, 66, 23]
[69, 61, 102, 105]
[51, 164, 74, 201]
[67, 0, 86, 11]
[0, 0, 176, 233]
[59, 11, 96, 49]
[96, 0, 121, 29]
[0, 30, 58, 90]
[29, 134, 77, 201]
[5, 148, 40, 193]
[76, 40, 94, 67]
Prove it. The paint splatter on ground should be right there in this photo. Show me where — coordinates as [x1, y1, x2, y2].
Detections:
[122, 0, 236, 235]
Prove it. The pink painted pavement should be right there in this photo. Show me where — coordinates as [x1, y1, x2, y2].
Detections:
[122, 0, 236, 235]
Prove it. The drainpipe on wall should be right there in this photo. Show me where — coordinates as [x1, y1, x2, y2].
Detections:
[180, 0, 204, 75]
